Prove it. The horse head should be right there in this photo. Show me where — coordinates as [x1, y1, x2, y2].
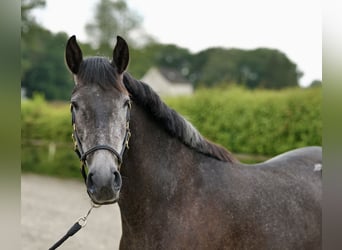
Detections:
[65, 35, 130, 204]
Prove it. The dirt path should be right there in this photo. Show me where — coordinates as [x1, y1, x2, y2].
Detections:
[21, 174, 122, 250]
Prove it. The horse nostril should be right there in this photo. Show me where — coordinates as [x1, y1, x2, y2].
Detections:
[113, 170, 122, 191]
[87, 172, 96, 195]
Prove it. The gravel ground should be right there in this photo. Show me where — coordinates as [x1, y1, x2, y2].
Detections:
[21, 174, 122, 250]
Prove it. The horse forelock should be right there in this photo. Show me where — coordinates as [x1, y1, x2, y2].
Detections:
[75, 56, 127, 94]
[123, 73, 236, 163]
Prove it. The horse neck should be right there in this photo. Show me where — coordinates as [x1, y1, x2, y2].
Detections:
[118, 103, 200, 226]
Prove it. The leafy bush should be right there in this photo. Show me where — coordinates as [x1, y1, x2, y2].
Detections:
[21, 94, 81, 178]
[21, 87, 321, 177]
[165, 86, 321, 155]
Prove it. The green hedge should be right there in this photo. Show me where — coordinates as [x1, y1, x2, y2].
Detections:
[21, 87, 321, 177]
[166, 86, 321, 155]
[21, 94, 81, 177]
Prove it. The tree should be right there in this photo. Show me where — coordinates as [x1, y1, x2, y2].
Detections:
[21, 28, 74, 100]
[21, 0, 47, 76]
[21, 0, 75, 100]
[249, 49, 300, 89]
[189, 48, 243, 87]
[188, 48, 301, 89]
[85, 0, 142, 52]
[127, 43, 192, 80]
[21, 0, 46, 34]
[309, 80, 322, 88]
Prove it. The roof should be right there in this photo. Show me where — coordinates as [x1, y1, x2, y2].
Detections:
[158, 67, 189, 84]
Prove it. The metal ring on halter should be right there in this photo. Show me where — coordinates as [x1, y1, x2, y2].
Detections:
[77, 201, 101, 228]
[77, 217, 88, 228]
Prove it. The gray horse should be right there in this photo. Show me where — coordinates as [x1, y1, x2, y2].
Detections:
[65, 35, 322, 250]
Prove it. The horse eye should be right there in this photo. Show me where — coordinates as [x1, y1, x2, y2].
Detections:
[71, 101, 79, 110]
[123, 99, 130, 107]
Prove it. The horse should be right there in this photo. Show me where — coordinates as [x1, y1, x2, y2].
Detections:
[65, 35, 322, 250]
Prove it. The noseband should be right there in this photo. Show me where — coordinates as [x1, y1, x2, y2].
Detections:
[71, 100, 132, 183]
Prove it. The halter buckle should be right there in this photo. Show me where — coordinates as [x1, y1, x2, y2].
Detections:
[125, 131, 131, 149]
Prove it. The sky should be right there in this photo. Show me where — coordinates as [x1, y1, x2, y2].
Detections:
[32, 0, 322, 87]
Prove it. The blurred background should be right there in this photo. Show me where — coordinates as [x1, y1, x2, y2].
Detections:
[21, 0, 321, 177]
[20, 0, 323, 249]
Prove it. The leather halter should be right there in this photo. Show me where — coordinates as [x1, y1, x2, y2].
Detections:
[71, 100, 132, 183]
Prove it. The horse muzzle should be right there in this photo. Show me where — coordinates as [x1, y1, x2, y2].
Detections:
[86, 167, 122, 204]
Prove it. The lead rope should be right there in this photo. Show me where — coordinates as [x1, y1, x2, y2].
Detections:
[48, 202, 100, 250]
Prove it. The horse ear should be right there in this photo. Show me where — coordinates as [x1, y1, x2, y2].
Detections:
[111, 36, 129, 74]
[65, 35, 83, 74]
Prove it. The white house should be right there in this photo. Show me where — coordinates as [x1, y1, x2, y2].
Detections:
[21, 87, 27, 100]
[141, 67, 193, 96]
